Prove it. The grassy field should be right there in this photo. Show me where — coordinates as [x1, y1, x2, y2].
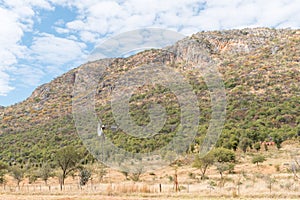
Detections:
[1, 141, 300, 200]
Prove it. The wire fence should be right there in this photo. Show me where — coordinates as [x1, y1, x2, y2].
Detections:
[0, 182, 177, 194]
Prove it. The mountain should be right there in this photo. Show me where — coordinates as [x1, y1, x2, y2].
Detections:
[0, 28, 299, 166]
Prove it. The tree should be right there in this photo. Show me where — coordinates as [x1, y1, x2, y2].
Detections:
[253, 142, 261, 152]
[26, 169, 39, 184]
[211, 148, 236, 179]
[39, 162, 53, 185]
[130, 166, 144, 182]
[55, 146, 83, 190]
[239, 137, 252, 153]
[271, 133, 283, 150]
[215, 162, 230, 179]
[212, 148, 236, 163]
[264, 143, 268, 151]
[0, 161, 8, 185]
[79, 168, 91, 186]
[97, 163, 107, 182]
[252, 155, 266, 167]
[230, 138, 239, 151]
[10, 166, 24, 189]
[192, 152, 214, 180]
[120, 166, 129, 180]
[289, 152, 300, 179]
[264, 175, 276, 194]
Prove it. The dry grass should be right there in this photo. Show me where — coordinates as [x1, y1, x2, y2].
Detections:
[1, 141, 300, 199]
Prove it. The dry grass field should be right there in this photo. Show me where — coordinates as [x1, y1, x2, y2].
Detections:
[1, 140, 300, 200]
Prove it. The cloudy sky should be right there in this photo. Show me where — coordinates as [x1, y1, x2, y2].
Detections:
[0, 0, 300, 106]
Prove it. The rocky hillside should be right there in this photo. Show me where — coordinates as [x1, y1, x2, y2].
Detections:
[0, 28, 299, 165]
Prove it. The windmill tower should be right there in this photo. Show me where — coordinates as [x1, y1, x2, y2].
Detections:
[97, 123, 105, 137]
[97, 123, 106, 161]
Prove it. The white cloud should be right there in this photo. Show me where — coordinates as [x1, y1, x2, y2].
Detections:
[0, 7, 26, 96]
[56, 0, 206, 43]
[30, 33, 87, 66]
[0, 0, 82, 97]
[3, 0, 53, 10]
[0, 69, 14, 96]
[55, 0, 300, 43]
[188, 0, 300, 30]
[12, 65, 45, 86]
[1, 0, 300, 103]
[0, 7, 24, 63]
[2, 0, 54, 31]
[79, 31, 98, 43]
[0, 0, 54, 97]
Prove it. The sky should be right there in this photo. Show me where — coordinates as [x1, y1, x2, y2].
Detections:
[0, 0, 300, 106]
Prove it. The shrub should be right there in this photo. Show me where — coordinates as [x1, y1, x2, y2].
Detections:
[79, 168, 91, 186]
[252, 155, 266, 166]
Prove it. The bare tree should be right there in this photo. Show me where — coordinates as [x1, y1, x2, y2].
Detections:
[96, 163, 107, 182]
[130, 166, 144, 182]
[264, 175, 276, 194]
[290, 149, 300, 179]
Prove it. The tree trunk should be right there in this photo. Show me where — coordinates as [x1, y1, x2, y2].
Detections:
[59, 178, 63, 191]
[59, 175, 65, 191]
[17, 181, 20, 190]
[201, 167, 207, 180]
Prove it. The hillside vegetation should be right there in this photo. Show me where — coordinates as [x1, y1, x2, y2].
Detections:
[0, 28, 299, 168]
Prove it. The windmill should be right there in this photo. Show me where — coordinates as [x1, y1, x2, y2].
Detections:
[97, 123, 105, 138]
[97, 122, 108, 163]
[97, 122, 118, 162]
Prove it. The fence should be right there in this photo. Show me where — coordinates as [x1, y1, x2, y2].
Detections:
[0, 182, 180, 194]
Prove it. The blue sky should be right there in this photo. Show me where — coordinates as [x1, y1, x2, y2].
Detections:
[0, 0, 300, 106]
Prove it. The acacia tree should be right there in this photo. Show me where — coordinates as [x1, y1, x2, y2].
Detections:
[215, 162, 230, 179]
[192, 152, 214, 180]
[212, 148, 236, 179]
[55, 146, 83, 190]
[10, 166, 24, 189]
[212, 148, 236, 163]
[252, 155, 266, 167]
[39, 162, 53, 185]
